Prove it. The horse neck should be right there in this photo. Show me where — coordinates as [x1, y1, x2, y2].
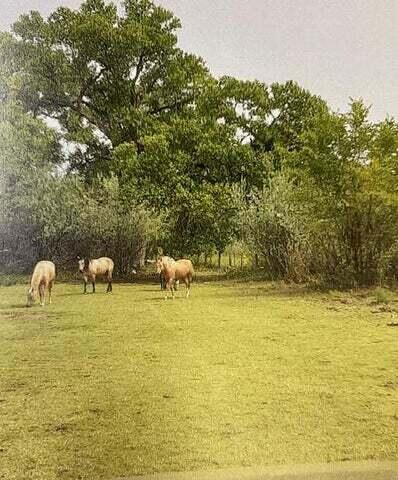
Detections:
[31, 271, 42, 290]
[162, 263, 174, 277]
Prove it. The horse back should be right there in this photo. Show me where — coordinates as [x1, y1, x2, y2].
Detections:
[32, 261, 56, 286]
[92, 257, 114, 274]
[174, 259, 194, 279]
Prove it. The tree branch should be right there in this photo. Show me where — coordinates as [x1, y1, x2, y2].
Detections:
[132, 53, 145, 85]
[149, 96, 193, 115]
[77, 67, 106, 107]
[130, 53, 146, 106]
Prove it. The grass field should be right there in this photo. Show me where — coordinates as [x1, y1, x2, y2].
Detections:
[1, 279, 398, 480]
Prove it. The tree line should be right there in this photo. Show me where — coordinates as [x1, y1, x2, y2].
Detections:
[1, 0, 397, 285]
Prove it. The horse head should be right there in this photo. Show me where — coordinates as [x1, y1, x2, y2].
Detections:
[26, 287, 35, 307]
[77, 256, 90, 273]
[155, 257, 164, 274]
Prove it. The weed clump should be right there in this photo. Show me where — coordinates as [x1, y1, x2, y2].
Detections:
[373, 287, 393, 304]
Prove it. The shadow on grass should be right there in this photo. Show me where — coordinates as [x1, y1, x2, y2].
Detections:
[192, 283, 310, 299]
[0, 303, 27, 310]
[141, 297, 170, 302]
[55, 292, 84, 297]
[56, 290, 116, 297]
[0, 309, 59, 321]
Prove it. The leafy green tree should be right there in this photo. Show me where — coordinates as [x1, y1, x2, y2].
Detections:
[2, 0, 397, 284]
[0, 79, 158, 273]
[161, 183, 239, 262]
[10, 0, 210, 177]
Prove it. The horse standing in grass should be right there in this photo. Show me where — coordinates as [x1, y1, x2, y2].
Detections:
[27, 261, 56, 307]
[78, 257, 114, 293]
[147, 256, 179, 290]
[159, 256, 177, 290]
[156, 257, 193, 299]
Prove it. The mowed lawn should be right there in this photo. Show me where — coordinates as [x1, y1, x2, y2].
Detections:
[0, 280, 398, 480]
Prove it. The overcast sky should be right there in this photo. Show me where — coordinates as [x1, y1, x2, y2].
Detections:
[0, 0, 397, 121]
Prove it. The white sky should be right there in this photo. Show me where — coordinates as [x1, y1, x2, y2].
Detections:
[0, 0, 397, 121]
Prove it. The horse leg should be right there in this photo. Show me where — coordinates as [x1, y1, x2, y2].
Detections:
[92, 277, 96, 294]
[83, 276, 88, 294]
[48, 281, 53, 304]
[39, 284, 45, 306]
[185, 278, 190, 298]
[165, 279, 173, 300]
[107, 276, 112, 293]
[186, 274, 193, 298]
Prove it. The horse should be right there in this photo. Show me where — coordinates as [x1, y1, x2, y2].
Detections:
[156, 257, 193, 299]
[159, 256, 177, 290]
[147, 256, 179, 290]
[78, 256, 114, 293]
[27, 261, 56, 307]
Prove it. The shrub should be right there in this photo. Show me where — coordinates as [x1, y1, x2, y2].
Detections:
[373, 287, 393, 305]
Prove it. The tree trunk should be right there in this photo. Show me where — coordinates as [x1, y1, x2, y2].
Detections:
[137, 244, 146, 268]
[253, 253, 259, 268]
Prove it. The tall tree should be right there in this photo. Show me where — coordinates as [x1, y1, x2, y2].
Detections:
[10, 0, 210, 176]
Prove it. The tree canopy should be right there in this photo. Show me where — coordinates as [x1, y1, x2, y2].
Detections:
[1, 0, 397, 283]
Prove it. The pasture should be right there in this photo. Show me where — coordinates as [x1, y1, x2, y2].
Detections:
[0, 280, 398, 480]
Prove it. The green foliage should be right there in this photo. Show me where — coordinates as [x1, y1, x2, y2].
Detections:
[236, 99, 398, 285]
[0, 274, 26, 286]
[0, 1, 397, 283]
[74, 175, 159, 273]
[9, 0, 209, 170]
[164, 183, 239, 256]
[0, 99, 158, 273]
[372, 287, 393, 305]
[238, 174, 310, 282]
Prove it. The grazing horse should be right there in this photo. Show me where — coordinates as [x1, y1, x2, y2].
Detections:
[78, 257, 114, 293]
[156, 257, 193, 299]
[27, 261, 56, 307]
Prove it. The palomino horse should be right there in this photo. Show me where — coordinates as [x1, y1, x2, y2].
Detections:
[147, 256, 178, 290]
[159, 256, 177, 290]
[78, 257, 114, 293]
[156, 257, 193, 299]
[27, 261, 56, 307]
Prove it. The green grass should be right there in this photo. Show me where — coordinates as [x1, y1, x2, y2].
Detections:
[372, 287, 395, 305]
[0, 273, 27, 287]
[0, 280, 398, 480]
